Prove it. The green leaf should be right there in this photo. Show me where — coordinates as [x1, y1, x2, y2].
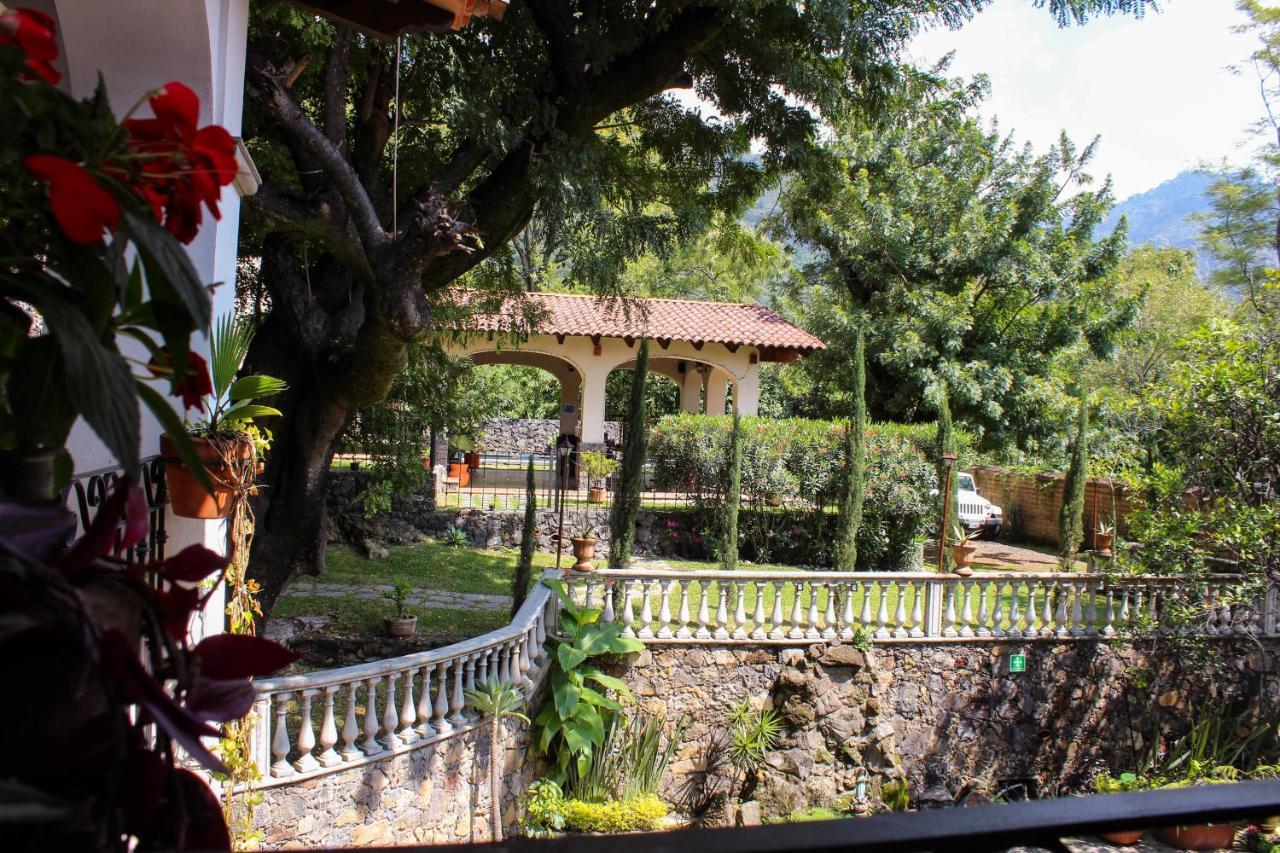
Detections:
[580, 668, 630, 695]
[577, 621, 624, 656]
[574, 703, 605, 746]
[578, 686, 622, 712]
[552, 675, 581, 720]
[561, 719, 593, 754]
[229, 374, 287, 402]
[120, 207, 210, 331]
[557, 643, 588, 672]
[220, 402, 283, 424]
[209, 313, 251, 400]
[136, 381, 213, 493]
[605, 634, 645, 654]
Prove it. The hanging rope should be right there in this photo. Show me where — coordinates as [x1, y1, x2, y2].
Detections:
[392, 35, 402, 237]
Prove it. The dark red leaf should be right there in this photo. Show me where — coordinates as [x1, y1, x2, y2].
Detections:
[121, 747, 169, 838]
[155, 584, 200, 640]
[139, 767, 231, 852]
[157, 544, 228, 584]
[122, 485, 148, 551]
[0, 501, 76, 563]
[56, 479, 134, 575]
[194, 633, 298, 680]
[185, 676, 255, 723]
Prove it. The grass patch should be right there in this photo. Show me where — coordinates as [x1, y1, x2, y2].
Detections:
[320, 541, 561, 595]
[272, 595, 509, 639]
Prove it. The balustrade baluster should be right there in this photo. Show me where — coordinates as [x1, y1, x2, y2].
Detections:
[859, 581, 873, 629]
[535, 606, 548, 656]
[827, 585, 841, 639]
[991, 582, 1006, 637]
[584, 579, 597, 611]
[361, 678, 383, 754]
[1117, 588, 1131, 632]
[842, 583, 857, 641]
[958, 581, 975, 638]
[807, 583, 822, 640]
[910, 582, 924, 639]
[399, 670, 418, 743]
[715, 582, 731, 640]
[788, 582, 806, 640]
[638, 580, 656, 639]
[751, 581, 768, 640]
[271, 693, 294, 777]
[318, 686, 341, 767]
[382, 673, 402, 750]
[734, 582, 748, 640]
[943, 583, 958, 638]
[621, 581, 637, 637]
[465, 654, 478, 696]
[342, 683, 362, 759]
[416, 666, 436, 739]
[1039, 581, 1054, 637]
[293, 689, 319, 771]
[770, 581, 786, 640]
[675, 580, 692, 639]
[434, 663, 453, 735]
[1085, 581, 1099, 635]
[602, 583, 615, 623]
[972, 582, 990, 638]
[1007, 581, 1023, 638]
[1026, 581, 1040, 634]
[499, 643, 512, 685]
[873, 581, 889, 639]
[695, 580, 712, 639]
[1070, 581, 1085, 636]
[1055, 582, 1070, 638]
[449, 657, 467, 725]
[656, 580, 675, 639]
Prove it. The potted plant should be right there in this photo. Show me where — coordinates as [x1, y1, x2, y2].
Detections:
[384, 581, 417, 637]
[1094, 520, 1115, 555]
[1152, 768, 1241, 850]
[951, 524, 978, 576]
[571, 521, 599, 572]
[1092, 772, 1154, 845]
[580, 450, 619, 504]
[453, 433, 481, 471]
[162, 315, 286, 519]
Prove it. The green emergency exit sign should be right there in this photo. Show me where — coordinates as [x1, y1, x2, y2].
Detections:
[1009, 654, 1027, 673]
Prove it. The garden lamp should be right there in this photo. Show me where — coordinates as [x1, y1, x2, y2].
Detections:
[937, 452, 957, 574]
[555, 436, 572, 571]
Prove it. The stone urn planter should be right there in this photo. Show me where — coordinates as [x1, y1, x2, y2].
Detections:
[162, 433, 253, 519]
[1094, 532, 1114, 555]
[588, 486, 607, 504]
[384, 615, 418, 637]
[951, 543, 977, 575]
[571, 537, 598, 572]
[1099, 829, 1145, 845]
[1153, 824, 1237, 850]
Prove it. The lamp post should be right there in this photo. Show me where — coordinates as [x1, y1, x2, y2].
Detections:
[555, 436, 571, 572]
[937, 451, 957, 574]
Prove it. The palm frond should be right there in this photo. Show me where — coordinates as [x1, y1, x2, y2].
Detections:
[209, 313, 252, 401]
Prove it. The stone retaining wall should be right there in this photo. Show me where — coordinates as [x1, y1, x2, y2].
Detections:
[476, 418, 622, 456]
[255, 717, 539, 849]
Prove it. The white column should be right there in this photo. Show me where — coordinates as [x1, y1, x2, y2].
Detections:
[679, 365, 703, 413]
[705, 367, 730, 416]
[736, 358, 761, 415]
[579, 366, 609, 445]
[558, 372, 581, 438]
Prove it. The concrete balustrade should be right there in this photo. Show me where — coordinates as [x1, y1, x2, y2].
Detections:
[567, 570, 1276, 645]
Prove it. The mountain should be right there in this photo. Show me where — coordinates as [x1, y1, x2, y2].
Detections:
[1099, 170, 1216, 270]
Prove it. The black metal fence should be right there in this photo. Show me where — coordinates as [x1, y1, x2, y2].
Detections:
[63, 455, 168, 564]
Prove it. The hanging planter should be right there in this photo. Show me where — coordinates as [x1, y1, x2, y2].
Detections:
[162, 433, 253, 519]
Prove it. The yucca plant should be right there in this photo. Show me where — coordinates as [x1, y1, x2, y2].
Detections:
[465, 678, 530, 842]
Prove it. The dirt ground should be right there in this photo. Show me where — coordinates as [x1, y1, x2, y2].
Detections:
[925, 538, 1088, 572]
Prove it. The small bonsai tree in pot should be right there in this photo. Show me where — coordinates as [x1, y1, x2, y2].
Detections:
[571, 520, 599, 571]
[580, 450, 619, 504]
[162, 314, 286, 518]
[384, 580, 417, 637]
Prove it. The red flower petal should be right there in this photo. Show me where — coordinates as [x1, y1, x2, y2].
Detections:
[1, 8, 58, 61]
[178, 351, 213, 409]
[148, 81, 199, 138]
[194, 634, 299, 680]
[23, 155, 120, 244]
[193, 125, 237, 187]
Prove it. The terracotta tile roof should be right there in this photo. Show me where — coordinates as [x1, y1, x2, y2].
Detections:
[450, 291, 825, 355]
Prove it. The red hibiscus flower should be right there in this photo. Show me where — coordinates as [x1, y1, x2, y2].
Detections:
[0, 7, 61, 84]
[148, 349, 213, 411]
[24, 155, 121, 244]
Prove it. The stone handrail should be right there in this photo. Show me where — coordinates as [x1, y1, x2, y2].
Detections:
[248, 572, 559, 787]
[565, 569, 1278, 643]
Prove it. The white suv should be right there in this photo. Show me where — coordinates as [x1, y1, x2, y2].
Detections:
[957, 472, 1002, 539]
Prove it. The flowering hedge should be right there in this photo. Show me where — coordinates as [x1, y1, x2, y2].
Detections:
[647, 414, 939, 569]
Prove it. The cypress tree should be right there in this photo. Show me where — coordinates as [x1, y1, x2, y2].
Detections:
[721, 411, 742, 570]
[609, 338, 649, 569]
[511, 456, 537, 618]
[835, 325, 866, 570]
[936, 388, 959, 572]
[1058, 397, 1089, 569]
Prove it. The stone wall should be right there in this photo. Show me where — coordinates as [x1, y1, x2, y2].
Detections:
[971, 466, 1135, 547]
[476, 418, 623, 456]
[256, 717, 539, 849]
[611, 640, 1276, 819]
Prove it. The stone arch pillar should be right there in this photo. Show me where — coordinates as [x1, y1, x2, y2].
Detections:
[705, 366, 732, 416]
[679, 363, 703, 413]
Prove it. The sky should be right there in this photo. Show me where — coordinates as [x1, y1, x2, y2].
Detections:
[908, 0, 1263, 200]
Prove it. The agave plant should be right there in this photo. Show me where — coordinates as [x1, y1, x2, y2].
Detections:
[194, 314, 286, 437]
[465, 677, 530, 842]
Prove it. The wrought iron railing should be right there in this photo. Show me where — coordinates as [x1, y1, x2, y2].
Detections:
[63, 455, 168, 564]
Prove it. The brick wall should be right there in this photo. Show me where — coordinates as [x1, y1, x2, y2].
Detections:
[970, 466, 1134, 547]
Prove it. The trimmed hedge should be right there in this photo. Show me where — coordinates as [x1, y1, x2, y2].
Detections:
[648, 414, 940, 569]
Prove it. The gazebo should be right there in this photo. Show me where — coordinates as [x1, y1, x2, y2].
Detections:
[444, 291, 825, 448]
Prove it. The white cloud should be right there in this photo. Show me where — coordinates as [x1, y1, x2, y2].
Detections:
[908, 0, 1263, 199]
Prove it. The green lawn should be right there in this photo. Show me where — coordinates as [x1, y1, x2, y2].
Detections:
[272, 595, 510, 639]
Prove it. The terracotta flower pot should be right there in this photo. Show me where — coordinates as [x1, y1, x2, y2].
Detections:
[952, 543, 977, 569]
[162, 433, 253, 519]
[1094, 532, 1114, 554]
[464, 451, 481, 470]
[1153, 824, 1237, 850]
[384, 616, 417, 637]
[447, 461, 471, 488]
[1099, 829, 1145, 845]
[588, 486, 606, 504]
[571, 537, 598, 572]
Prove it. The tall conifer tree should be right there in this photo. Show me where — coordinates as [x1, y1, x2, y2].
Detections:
[722, 412, 742, 570]
[835, 325, 867, 570]
[609, 339, 649, 568]
[1059, 397, 1089, 569]
[512, 457, 537, 617]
